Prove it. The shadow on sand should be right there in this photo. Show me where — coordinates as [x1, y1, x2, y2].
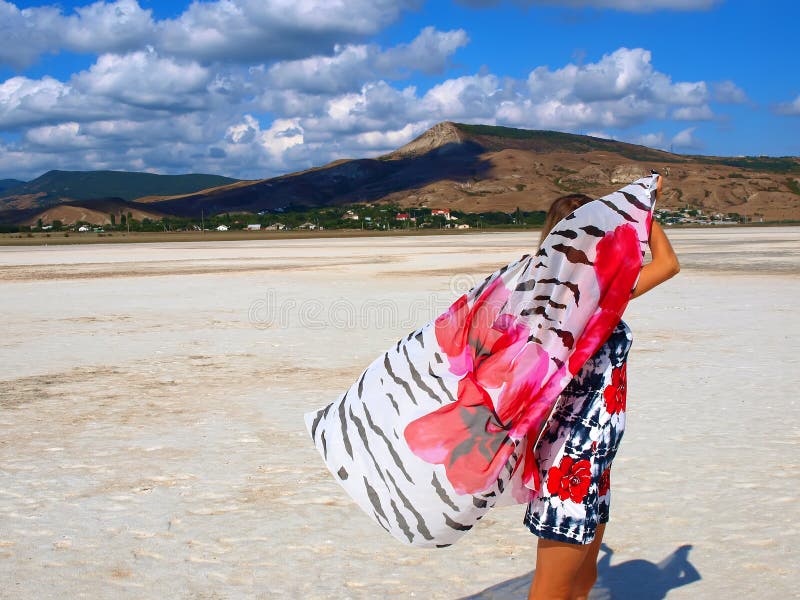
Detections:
[459, 544, 701, 600]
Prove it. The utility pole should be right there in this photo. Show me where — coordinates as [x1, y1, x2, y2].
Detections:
[201, 209, 204, 233]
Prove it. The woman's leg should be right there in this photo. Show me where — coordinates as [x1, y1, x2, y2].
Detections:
[527, 524, 606, 600]
[571, 524, 606, 600]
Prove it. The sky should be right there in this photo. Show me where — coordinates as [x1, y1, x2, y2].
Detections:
[0, 0, 798, 181]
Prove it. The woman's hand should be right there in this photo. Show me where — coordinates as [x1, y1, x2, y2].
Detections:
[630, 221, 680, 299]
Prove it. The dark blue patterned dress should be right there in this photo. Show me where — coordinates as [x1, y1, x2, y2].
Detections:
[523, 319, 632, 545]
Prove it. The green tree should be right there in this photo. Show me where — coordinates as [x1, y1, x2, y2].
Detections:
[37, 218, 43, 230]
[52, 220, 63, 231]
[120, 213, 127, 226]
[109, 213, 116, 227]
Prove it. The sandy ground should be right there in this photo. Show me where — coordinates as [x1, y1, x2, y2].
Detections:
[1, 228, 798, 599]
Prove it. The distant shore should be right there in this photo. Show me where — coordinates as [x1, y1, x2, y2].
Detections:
[1, 222, 796, 246]
[0, 228, 482, 246]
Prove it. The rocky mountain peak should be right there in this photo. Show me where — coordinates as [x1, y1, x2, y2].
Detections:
[388, 122, 466, 158]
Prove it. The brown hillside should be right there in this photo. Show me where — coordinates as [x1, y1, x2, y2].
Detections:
[382, 149, 800, 221]
[141, 122, 799, 221]
[20, 198, 167, 226]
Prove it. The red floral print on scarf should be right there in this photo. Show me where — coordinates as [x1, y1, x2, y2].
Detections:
[568, 223, 641, 374]
[404, 277, 551, 495]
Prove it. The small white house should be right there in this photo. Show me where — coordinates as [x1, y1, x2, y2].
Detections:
[265, 222, 286, 230]
[343, 210, 359, 220]
[456, 224, 470, 229]
[246, 224, 261, 231]
[216, 224, 229, 231]
[78, 225, 90, 232]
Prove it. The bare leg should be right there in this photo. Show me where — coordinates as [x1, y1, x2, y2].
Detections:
[527, 524, 606, 600]
[527, 538, 590, 600]
[571, 524, 606, 600]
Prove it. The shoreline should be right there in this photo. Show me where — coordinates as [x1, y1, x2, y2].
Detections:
[2, 228, 798, 282]
[1, 221, 798, 246]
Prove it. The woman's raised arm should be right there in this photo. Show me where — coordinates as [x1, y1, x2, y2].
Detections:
[631, 220, 680, 299]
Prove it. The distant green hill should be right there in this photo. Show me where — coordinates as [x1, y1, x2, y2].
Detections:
[453, 123, 675, 163]
[0, 170, 240, 207]
[0, 179, 25, 193]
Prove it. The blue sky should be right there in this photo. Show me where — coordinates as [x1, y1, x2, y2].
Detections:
[0, 0, 798, 180]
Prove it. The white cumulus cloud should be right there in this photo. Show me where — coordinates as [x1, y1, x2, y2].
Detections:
[633, 132, 667, 149]
[712, 80, 747, 104]
[0, 0, 156, 68]
[61, 0, 156, 55]
[671, 126, 701, 150]
[0, 75, 115, 129]
[265, 27, 469, 95]
[225, 115, 305, 168]
[74, 49, 212, 110]
[156, 0, 422, 63]
[774, 94, 800, 116]
[672, 104, 714, 120]
[0, 0, 422, 68]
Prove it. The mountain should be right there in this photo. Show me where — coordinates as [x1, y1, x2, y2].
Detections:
[4, 123, 799, 226]
[0, 179, 25, 194]
[143, 122, 800, 221]
[0, 170, 239, 212]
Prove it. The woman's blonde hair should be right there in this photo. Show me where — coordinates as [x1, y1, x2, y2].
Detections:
[538, 193, 594, 248]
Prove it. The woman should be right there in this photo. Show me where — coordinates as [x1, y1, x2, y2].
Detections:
[526, 180, 680, 600]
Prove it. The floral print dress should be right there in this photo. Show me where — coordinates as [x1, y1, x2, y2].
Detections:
[523, 319, 633, 545]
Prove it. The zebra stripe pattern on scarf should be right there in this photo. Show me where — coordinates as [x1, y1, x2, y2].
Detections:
[304, 174, 659, 547]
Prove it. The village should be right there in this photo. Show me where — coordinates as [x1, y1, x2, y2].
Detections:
[655, 207, 757, 226]
[219, 207, 475, 232]
[24, 203, 533, 235]
[22, 202, 762, 237]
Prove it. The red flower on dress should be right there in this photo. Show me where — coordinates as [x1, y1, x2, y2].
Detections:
[598, 468, 611, 497]
[603, 364, 627, 415]
[404, 276, 552, 495]
[546, 456, 592, 503]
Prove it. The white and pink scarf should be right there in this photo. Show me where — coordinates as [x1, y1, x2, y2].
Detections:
[305, 174, 659, 547]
